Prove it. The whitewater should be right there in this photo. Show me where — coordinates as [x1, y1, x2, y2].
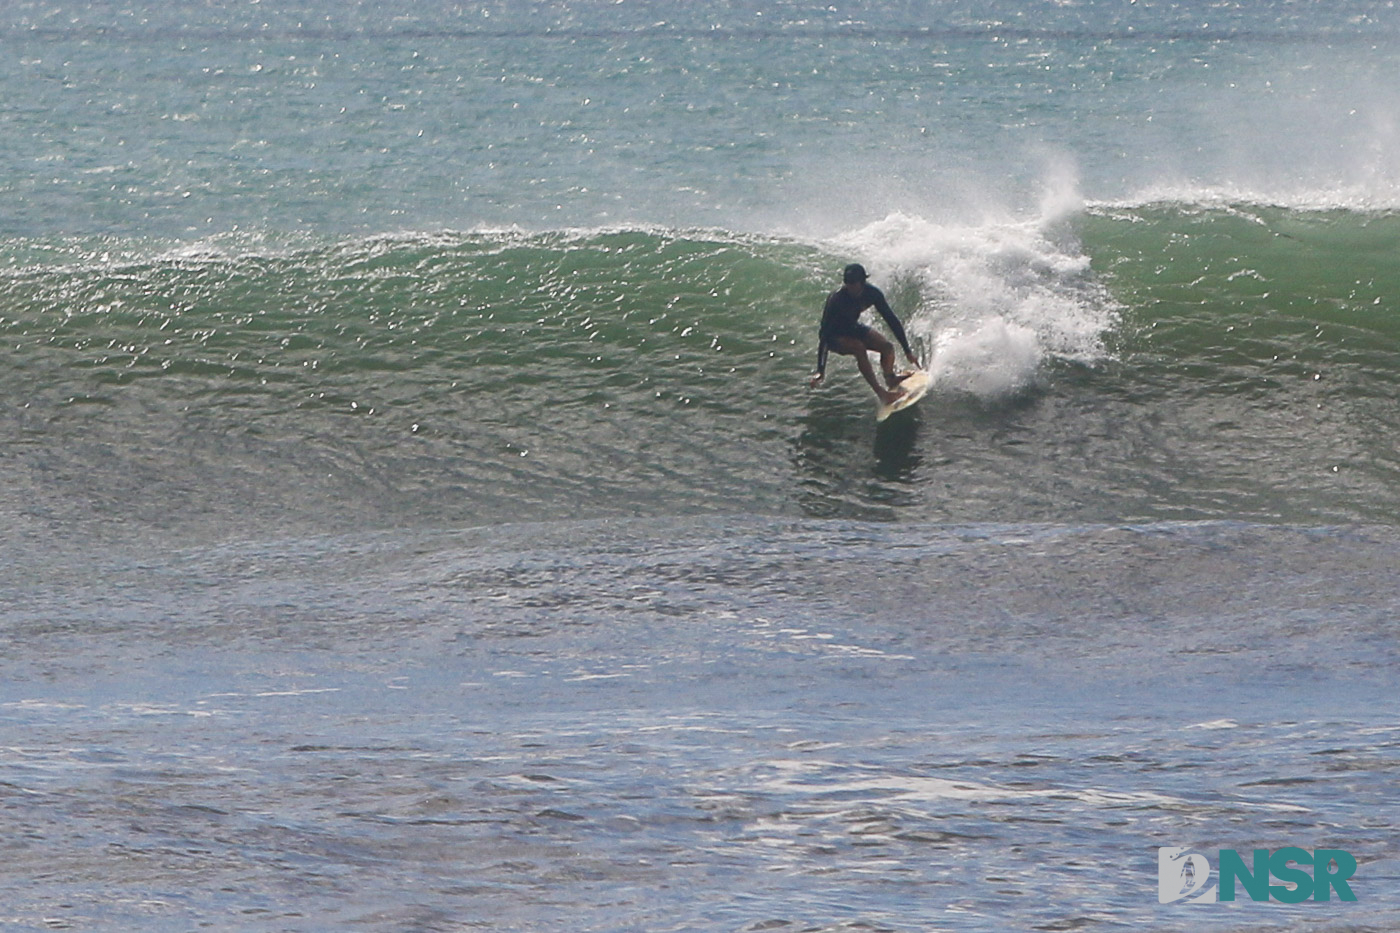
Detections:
[2, 1, 1400, 930]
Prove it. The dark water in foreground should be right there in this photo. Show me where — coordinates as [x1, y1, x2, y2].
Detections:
[3, 518, 1398, 929]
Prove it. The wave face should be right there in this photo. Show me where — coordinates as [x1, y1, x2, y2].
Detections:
[4, 200, 1399, 545]
[1085, 202, 1400, 521]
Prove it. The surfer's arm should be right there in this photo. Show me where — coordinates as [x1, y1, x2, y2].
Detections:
[872, 293, 917, 363]
[811, 291, 839, 385]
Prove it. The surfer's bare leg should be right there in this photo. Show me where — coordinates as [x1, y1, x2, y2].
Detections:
[833, 336, 901, 406]
[863, 330, 908, 388]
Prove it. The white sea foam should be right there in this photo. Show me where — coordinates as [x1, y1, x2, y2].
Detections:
[1096, 180, 1400, 214]
[836, 205, 1116, 400]
[754, 758, 1193, 809]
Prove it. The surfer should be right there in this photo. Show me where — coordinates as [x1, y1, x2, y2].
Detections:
[808, 263, 919, 405]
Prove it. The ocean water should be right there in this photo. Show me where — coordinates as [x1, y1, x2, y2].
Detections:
[3, 1, 1400, 929]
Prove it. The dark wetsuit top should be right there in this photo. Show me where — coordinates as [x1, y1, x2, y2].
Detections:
[815, 282, 914, 377]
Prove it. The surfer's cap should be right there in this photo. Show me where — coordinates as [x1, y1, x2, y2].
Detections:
[843, 263, 869, 284]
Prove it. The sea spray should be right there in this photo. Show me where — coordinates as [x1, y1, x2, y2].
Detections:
[836, 209, 1116, 399]
[927, 318, 1042, 398]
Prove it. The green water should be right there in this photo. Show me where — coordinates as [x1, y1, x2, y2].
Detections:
[4, 203, 1400, 543]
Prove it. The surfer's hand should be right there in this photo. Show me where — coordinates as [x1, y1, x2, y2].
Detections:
[808, 372, 824, 388]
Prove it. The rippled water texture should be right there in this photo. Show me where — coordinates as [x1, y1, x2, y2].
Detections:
[3, 519, 1398, 930]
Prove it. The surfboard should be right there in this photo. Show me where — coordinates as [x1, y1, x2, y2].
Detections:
[875, 369, 931, 422]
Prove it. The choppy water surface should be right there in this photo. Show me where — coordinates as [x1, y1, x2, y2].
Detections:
[4, 519, 1399, 929]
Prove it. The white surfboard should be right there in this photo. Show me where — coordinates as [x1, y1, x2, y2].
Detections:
[875, 369, 932, 422]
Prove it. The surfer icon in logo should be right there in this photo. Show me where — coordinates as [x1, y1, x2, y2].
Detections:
[809, 263, 929, 420]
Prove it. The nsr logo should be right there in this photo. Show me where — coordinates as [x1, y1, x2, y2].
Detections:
[1159, 847, 1358, 904]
